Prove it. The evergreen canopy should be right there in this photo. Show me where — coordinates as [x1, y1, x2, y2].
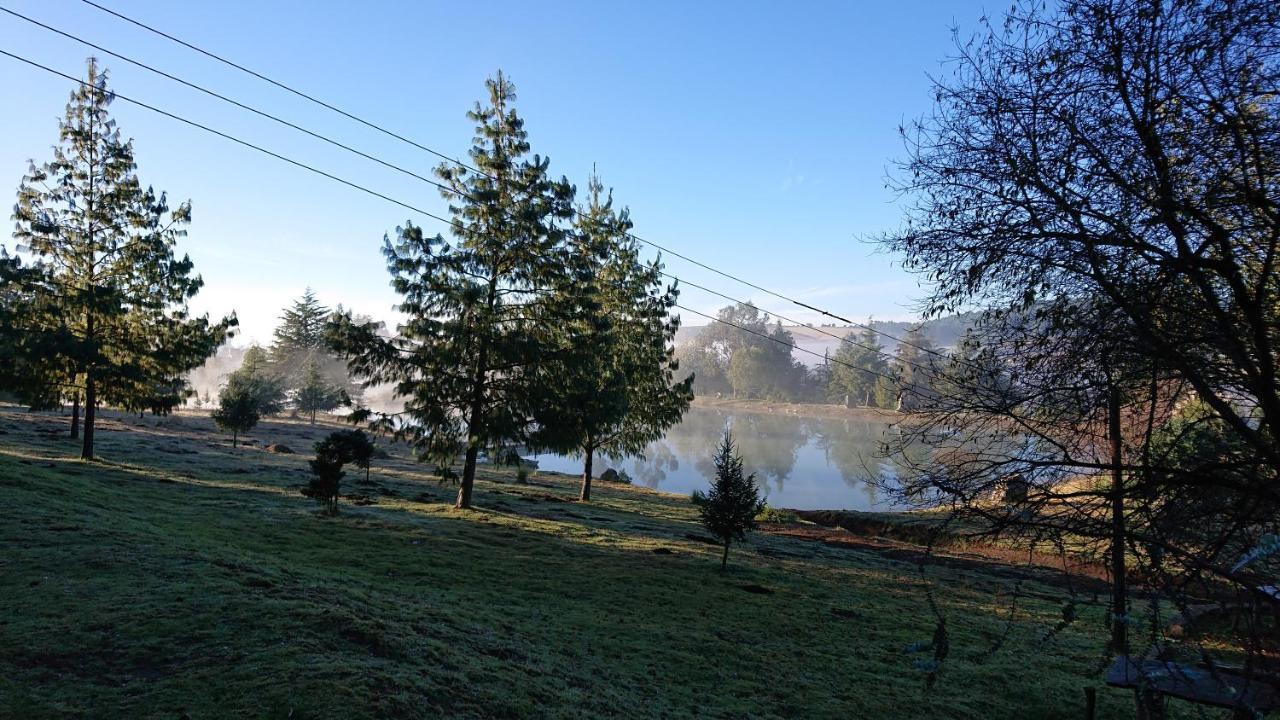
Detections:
[528, 172, 693, 501]
[329, 71, 576, 508]
[5, 59, 234, 457]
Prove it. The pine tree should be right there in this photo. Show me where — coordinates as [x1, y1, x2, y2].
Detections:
[223, 345, 286, 416]
[212, 382, 259, 448]
[529, 172, 693, 501]
[270, 290, 361, 408]
[294, 355, 347, 424]
[8, 59, 234, 458]
[692, 430, 766, 570]
[828, 323, 890, 407]
[271, 288, 329, 356]
[0, 252, 71, 409]
[329, 71, 575, 509]
[302, 429, 377, 513]
[892, 327, 940, 411]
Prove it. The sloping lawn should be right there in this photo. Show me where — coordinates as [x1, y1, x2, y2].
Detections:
[0, 408, 1149, 718]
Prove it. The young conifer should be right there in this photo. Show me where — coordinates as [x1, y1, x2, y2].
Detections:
[693, 430, 766, 570]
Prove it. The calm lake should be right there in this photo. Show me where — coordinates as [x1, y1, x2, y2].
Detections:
[531, 405, 907, 511]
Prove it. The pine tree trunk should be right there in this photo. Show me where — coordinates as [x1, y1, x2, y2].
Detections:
[70, 393, 80, 439]
[721, 540, 730, 570]
[458, 443, 479, 509]
[232, 430, 238, 449]
[81, 371, 96, 460]
[457, 288, 494, 510]
[580, 447, 593, 502]
[310, 409, 316, 425]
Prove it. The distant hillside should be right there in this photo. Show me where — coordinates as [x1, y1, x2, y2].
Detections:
[675, 311, 981, 367]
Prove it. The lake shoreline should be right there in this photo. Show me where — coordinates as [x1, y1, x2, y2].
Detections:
[691, 396, 904, 422]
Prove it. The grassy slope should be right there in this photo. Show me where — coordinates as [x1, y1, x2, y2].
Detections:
[0, 408, 1153, 719]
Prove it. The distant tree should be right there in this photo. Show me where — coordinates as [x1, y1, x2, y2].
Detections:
[7, 59, 234, 457]
[212, 381, 259, 448]
[692, 431, 766, 570]
[271, 288, 329, 355]
[293, 355, 348, 424]
[828, 324, 890, 407]
[328, 71, 575, 509]
[223, 345, 286, 416]
[528, 172, 693, 501]
[682, 303, 804, 401]
[727, 346, 769, 399]
[889, 328, 940, 412]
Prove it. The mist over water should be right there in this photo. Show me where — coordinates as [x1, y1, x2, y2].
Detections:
[532, 405, 907, 511]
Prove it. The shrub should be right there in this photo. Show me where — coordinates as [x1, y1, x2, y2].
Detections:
[755, 505, 799, 524]
[301, 429, 376, 514]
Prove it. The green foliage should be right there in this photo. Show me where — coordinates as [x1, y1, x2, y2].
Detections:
[270, 289, 362, 408]
[692, 430, 766, 569]
[679, 303, 809, 401]
[271, 287, 329, 354]
[211, 382, 259, 448]
[223, 345, 286, 416]
[328, 71, 575, 508]
[827, 324, 890, 407]
[528, 171, 692, 501]
[302, 429, 374, 514]
[755, 505, 800, 524]
[888, 327, 940, 412]
[6, 59, 234, 457]
[293, 355, 348, 424]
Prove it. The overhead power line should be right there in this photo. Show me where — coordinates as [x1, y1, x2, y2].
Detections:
[0, 50, 454, 228]
[2, 47, 939, 395]
[0, 10, 936, 374]
[75, 0, 481, 176]
[73, 0, 957, 368]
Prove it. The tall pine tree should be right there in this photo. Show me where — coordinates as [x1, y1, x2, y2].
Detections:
[271, 287, 329, 355]
[9, 59, 234, 458]
[529, 172, 693, 501]
[330, 71, 575, 508]
[827, 323, 889, 407]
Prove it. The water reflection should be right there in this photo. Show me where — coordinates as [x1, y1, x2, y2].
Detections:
[531, 406, 906, 511]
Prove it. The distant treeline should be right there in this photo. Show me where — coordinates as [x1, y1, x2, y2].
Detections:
[675, 303, 967, 409]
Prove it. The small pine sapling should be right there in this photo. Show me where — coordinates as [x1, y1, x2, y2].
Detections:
[692, 430, 766, 570]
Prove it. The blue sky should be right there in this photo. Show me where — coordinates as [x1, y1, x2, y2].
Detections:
[0, 0, 990, 344]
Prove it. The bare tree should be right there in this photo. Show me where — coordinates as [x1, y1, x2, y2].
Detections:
[881, 0, 1280, 714]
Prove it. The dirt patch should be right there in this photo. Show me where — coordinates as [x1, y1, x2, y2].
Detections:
[265, 444, 294, 454]
[763, 523, 1109, 594]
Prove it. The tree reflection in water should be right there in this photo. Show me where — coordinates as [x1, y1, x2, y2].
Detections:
[533, 406, 903, 510]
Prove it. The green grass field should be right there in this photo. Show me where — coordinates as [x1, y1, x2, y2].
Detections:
[0, 407, 1161, 719]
